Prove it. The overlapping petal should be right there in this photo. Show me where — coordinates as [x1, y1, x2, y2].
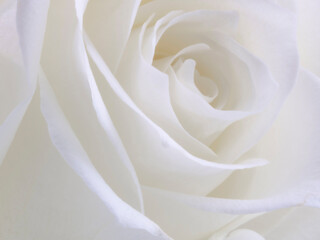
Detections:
[0, 90, 169, 240]
[212, 69, 320, 200]
[1, 0, 319, 239]
[85, 33, 268, 195]
[83, 0, 141, 72]
[136, 0, 299, 164]
[242, 206, 320, 240]
[0, 0, 49, 165]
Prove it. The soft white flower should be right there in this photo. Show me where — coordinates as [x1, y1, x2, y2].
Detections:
[0, 0, 319, 239]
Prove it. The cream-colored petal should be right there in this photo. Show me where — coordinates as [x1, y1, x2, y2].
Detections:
[224, 229, 265, 240]
[296, 0, 320, 77]
[0, 0, 49, 165]
[212, 69, 320, 200]
[243, 206, 320, 240]
[143, 184, 319, 240]
[136, 0, 299, 166]
[0, 90, 169, 240]
[83, 0, 141, 72]
[116, 16, 218, 160]
[85, 34, 268, 195]
[39, 70, 169, 239]
[167, 35, 277, 145]
[40, 0, 149, 213]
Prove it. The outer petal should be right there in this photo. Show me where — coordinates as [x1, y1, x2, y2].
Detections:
[39, 0, 172, 238]
[0, 0, 49, 164]
[239, 206, 320, 240]
[0, 0, 172, 238]
[0, 91, 169, 240]
[139, 69, 320, 240]
[223, 229, 265, 240]
[83, 0, 141, 72]
[296, 0, 320, 77]
[39, 70, 169, 239]
[40, 0, 144, 212]
[142, 183, 319, 240]
[212, 69, 320, 200]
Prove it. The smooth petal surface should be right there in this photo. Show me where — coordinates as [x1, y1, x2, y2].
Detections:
[296, 0, 320, 77]
[166, 34, 277, 145]
[84, 6, 271, 195]
[85, 33, 268, 195]
[116, 13, 218, 160]
[136, 0, 299, 164]
[0, 0, 49, 164]
[40, 0, 145, 212]
[212, 69, 320, 200]
[39, 70, 169, 239]
[139, 69, 320, 240]
[0, 91, 169, 240]
[1, 0, 319, 239]
[142, 184, 319, 240]
[83, 0, 141, 72]
[39, 0, 172, 238]
[223, 229, 265, 240]
[243, 207, 320, 240]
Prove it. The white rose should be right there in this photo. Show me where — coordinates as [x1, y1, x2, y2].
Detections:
[0, 0, 319, 239]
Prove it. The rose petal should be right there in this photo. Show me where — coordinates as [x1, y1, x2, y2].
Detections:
[118, 7, 276, 152]
[136, 0, 299, 165]
[212, 69, 320, 200]
[142, 66, 320, 237]
[83, 0, 141, 72]
[206, 0, 299, 163]
[0, 1, 24, 124]
[143, 182, 320, 240]
[166, 34, 277, 145]
[296, 0, 320, 77]
[39, 70, 170, 239]
[223, 229, 265, 240]
[0, 0, 22, 64]
[85, 33, 268, 195]
[0, 0, 49, 165]
[115, 13, 217, 160]
[40, 0, 148, 212]
[175, 59, 218, 103]
[0, 91, 169, 240]
[243, 206, 320, 240]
